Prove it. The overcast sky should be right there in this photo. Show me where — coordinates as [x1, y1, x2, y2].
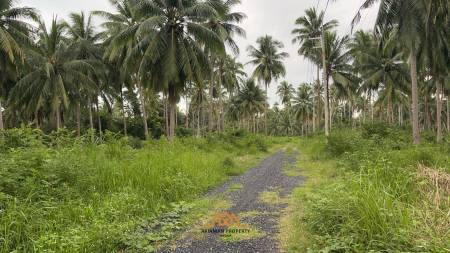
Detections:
[19, 0, 378, 105]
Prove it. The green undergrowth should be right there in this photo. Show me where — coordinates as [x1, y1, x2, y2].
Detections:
[284, 124, 450, 252]
[0, 127, 288, 252]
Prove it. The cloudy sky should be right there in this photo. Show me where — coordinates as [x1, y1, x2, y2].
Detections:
[19, 0, 378, 105]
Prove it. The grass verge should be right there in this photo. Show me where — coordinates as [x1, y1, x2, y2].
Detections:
[281, 125, 449, 252]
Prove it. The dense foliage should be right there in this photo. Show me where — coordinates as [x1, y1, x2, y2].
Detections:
[289, 125, 450, 252]
[0, 127, 282, 252]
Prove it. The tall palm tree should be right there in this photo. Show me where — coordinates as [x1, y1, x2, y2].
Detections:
[9, 18, 95, 130]
[247, 35, 288, 134]
[293, 83, 313, 135]
[65, 11, 102, 136]
[277, 81, 295, 135]
[130, 0, 225, 141]
[323, 32, 356, 132]
[292, 7, 337, 133]
[205, 0, 246, 132]
[277, 81, 295, 107]
[221, 56, 246, 98]
[423, 1, 449, 142]
[349, 30, 378, 122]
[357, 32, 410, 124]
[353, 0, 440, 144]
[0, 0, 36, 130]
[236, 79, 266, 132]
[94, 0, 151, 139]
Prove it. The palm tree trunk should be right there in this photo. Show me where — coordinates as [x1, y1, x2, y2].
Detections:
[197, 110, 201, 137]
[138, 82, 149, 140]
[371, 92, 374, 123]
[164, 93, 169, 135]
[96, 99, 102, 137]
[88, 97, 94, 132]
[321, 29, 330, 137]
[56, 103, 61, 130]
[436, 81, 443, 142]
[264, 85, 268, 135]
[120, 88, 127, 137]
[34, 110, 39, 129]
[447, 96, 450, 133]
[409, 50, 420, 144]
[76, 101, 81, 137]
[209, 68, 215, 132]
[424, 96, 431, 130]
[388, 96, 393, 125]
[87, 97, 94, 142]
[313, 65, 320, 132]
[168, 84, 177, 142]
[0, 100, 4, 131]
[185, 96, 190, 129]
[324, 75, 330, 137]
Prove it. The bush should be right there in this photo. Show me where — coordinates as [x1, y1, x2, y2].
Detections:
[326, 130, 363, 156]
[362, 122, 389, 139]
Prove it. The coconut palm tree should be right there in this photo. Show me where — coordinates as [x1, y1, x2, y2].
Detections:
[357, 32, 410, 124]
[205, 0, 246, 132]
[247, 35, 288, 134]
[353, 0, 443, 144]
[9, 18, 96, 130]
[277, 81, 295, 107]
[277, 81, 295, 135]
[293, 83, 314, 135]
[349, 30, 378, 122]
[0, 0, 36, 130]
[236, 79, 266, 132]
[322, 32, 357, 132]
[129, 0, 225, 141]
[221, 56, 246, 98]
[292, 7, 337, 133]
[65, 11, 103, 136]
[423, 1, 449, 142]
[94, 0, 151, 139]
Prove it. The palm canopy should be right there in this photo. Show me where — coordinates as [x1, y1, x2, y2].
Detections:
[247, 35, 289, 88]
[291, 7, 337, 64]
[235, 79, 266, 117]
[9, 18, 96, 127]
[219, 55, 246, 95]
[0, 0, 36, 98]
[129, 0, 226, 100]
[293, 83, 313, 119]
[205, 0, 246, 55]
[358, 32, 409, 95]
[0, 0, 36, 63]
[276, 81, 295, 106]
[324, 32, 358, 99]
[65, 12, 102, 59]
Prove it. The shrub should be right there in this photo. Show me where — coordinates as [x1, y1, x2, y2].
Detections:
[326, 130, 362, 156]
[362, 122, 389, 139]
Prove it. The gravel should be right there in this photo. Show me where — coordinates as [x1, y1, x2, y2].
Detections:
[159, 150, 304, 253]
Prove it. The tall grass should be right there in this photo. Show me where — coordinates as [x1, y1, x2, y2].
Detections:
[0, 128, 281, 252]
[290, 124, 449, 252]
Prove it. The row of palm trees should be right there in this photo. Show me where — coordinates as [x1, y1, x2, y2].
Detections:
[1, 0, 448, 143]
[0, 0, 252, 140]
[288, 2, 449, 143]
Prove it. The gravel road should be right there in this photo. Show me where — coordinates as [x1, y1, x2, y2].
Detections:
[159, 150, 304, 253]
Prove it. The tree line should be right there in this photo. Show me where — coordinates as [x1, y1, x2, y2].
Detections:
[0, 0, 448, 143]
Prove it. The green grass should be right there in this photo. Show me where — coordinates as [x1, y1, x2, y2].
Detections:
[0, 128, 288, 252]
[282, 125, 450, 253]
